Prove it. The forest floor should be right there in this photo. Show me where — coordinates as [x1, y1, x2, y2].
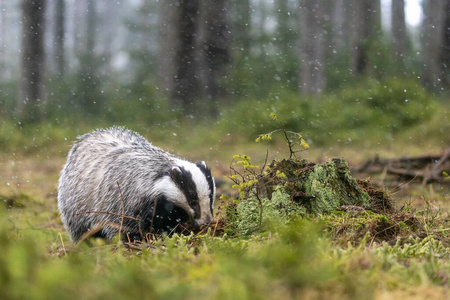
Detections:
[0, 122, 449, 299]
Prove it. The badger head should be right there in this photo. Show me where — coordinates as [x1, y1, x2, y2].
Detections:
[151, 160, 215, 230]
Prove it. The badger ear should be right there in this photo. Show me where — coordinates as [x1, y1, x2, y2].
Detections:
[171, 166, 182, 174]
[170, 166, 183, 183]
[196, 161, 207, 168]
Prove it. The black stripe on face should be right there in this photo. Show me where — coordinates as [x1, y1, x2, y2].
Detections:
[196, 162, 215, 214]
[170, 166, 201, 219]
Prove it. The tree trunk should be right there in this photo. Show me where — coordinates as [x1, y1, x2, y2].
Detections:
[422, 0, 448, 90]
[231, 0, 251, 58]
[329, 0, 347, 51]
[158, 0, 178, 96]
[391, 0, 407, 75]
[76, 0, 100, 112]
[349, 0, 381, 75]
[54, 0, 65, 76]
[172, 0, 201, 113]
[198, 0, 231, 116]
[298, 0, 327, 95]
[159, 0, 201, 114]
[0, 0, 5, 82]
[86, 0, 95, 61]
[17, 0, 47, 123]
[442, 0, 450, 89]
[72, 1, 85, 62]
[276, 0, 290, 55]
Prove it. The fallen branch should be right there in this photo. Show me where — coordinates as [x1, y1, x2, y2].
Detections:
[353, 148, 450, 185]
[76, 181, 146, 242]
[117, 181, 125, 241]
[76, 210, 140, 221]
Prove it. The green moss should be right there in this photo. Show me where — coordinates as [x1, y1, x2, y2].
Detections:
[303, 158, 370, 214]
[233, 187, 306, 235]
[267, 158, 370, 215]
[230, 157, 372, 235]
[320, 208, 424, 247]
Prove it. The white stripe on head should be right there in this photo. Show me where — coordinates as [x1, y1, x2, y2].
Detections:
[175, 159, 213, 225]
[151, 176, 195, 217]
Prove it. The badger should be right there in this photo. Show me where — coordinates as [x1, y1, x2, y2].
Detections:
[57, 127, 215, 242]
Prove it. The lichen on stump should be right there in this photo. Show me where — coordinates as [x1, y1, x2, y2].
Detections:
[230, 157, 371, 234]
[302, 158, 370, 214]
[263, 158, 370, 215]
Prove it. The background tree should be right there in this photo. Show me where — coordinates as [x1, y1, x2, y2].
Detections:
[172, 0, 201, 113]
[1, 0, 448, 126]
[159, 0, 231, 115]
[275, 0, 290, 57]
[198, 0, 231, 116]
[0, 0, 5, 82]
[391, 0, 407, 75]
[226, 0, 252, 97]
[158, 0, 177, 100]
[349, 0, 381, 75]
[231, 0, 251, 58]
[17, 0, 47, 123]
[159, 0, 201, 114]
[0, 0, 5, 118]
[422, 0, 449, 91]
[328, 0, 348, 51]
[275, 0, 298, 90]
[126, 0, 159, 93]
[54, 0, 65, 76]
[443, 0, 450, 89]
[324, 0, 354, 90]
[74, 0, 103, 114]
[45, 0, 65, 77]
[298, 0, 327, 95]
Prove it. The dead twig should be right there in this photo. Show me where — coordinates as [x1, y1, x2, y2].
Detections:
[353, 148, 450, 185]
[59, 232, 67, 256]
[424, 148, 450, 184]
[117, 181, 125, 241]
[212, 210, 222, 237]
[76, 210, 140, 221]
[76, 181, 145, 241]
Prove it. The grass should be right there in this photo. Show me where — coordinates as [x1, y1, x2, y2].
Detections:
[1, 149, 449, 299]
[0, 80, 449, 299]
[2, 201, 450, 299]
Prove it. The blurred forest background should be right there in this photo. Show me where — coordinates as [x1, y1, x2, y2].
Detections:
[0, 0, 448, 150]
[1, 2, 450, 299]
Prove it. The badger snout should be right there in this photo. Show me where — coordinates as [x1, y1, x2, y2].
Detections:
[194, 214, 213, 227]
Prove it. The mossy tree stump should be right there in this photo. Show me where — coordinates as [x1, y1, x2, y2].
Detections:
[230, 158, 372, 234]
[228, 157, 421, 243]
[262, 158, 370, 215]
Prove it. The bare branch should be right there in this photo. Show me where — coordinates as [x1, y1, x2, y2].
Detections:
[76, 210, 140, 221]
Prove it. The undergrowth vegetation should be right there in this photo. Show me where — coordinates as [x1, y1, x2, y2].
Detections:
[1, 77, 447, 155]
[217, 77, 444, 146]
[0, 78, 449, 299]
[1, 198, 450, 299]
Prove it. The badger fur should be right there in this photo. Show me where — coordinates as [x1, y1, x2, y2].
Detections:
[57, 127, 215, 242]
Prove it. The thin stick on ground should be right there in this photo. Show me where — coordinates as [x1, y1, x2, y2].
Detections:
[76, 210, 140, 221]
[353, 148, 450, 185]
[59, 232, 66, 255]
[76, 208, 145, 242]
[260, 149, 269, 175]
[117, 181, 125, 242]
[76, 182, 145, 241]
[212, 210, 222, 236]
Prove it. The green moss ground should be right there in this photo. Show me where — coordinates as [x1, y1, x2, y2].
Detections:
[0, 90, 449, 299]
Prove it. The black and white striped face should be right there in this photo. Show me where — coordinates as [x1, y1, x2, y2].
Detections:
[153, 160, 215, 227]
